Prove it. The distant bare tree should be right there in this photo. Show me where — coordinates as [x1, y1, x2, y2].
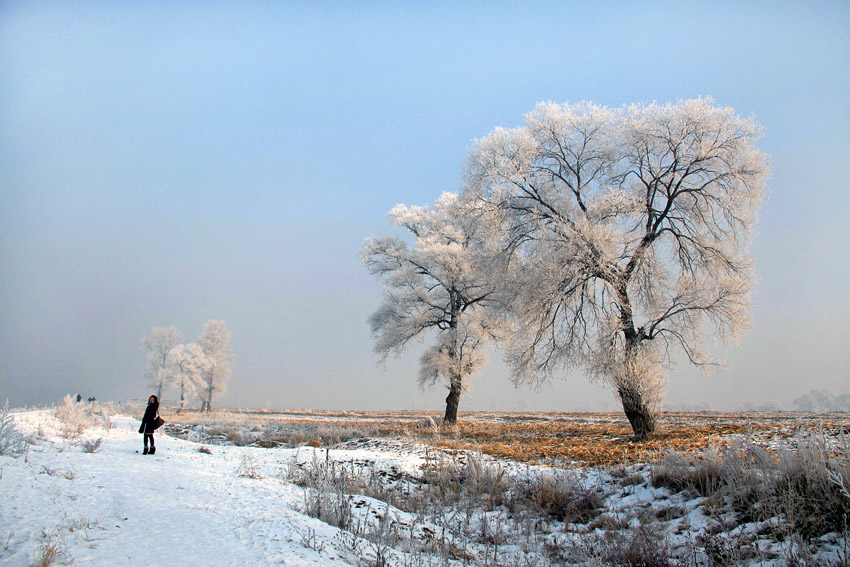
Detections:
[363, 193, 503, 423]
[141, 326, 182, 400]
[463, 98, 769, 439]
[197, 320, 234, 412]
[169, 343, 206, 413]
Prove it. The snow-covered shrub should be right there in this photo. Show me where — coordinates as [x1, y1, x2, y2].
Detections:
[601, 527, 676, 567]
[652, 432, 850, 539]
[829, 469, 850, 500]
[314, 425, 372, 445]
[40, 464, 76, 480]
[0, 400, 27, 457]
[420, 451, 508, 510]
[208, 426, 251, 446]
[81, 438, 103, 453]
[294, 453, 354, 530]
[509, 473, 603, 524]
[275, 423, 372, 448]
[418, 451, 467, 503]
[236, 454, 263, 479]
[418, 416, 440, 437]
[769, 433, 850, 537]
[298, 527, 326, 553]
[650, 449, 725, 496]
[55, 395, 94, 438]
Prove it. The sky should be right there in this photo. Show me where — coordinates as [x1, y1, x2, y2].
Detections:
[1, 1, 848, 413]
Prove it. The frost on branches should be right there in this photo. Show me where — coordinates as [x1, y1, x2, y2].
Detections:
[139, 321, 233, 412]
[197, 320, 234, 413]
[141, 326, 182, 401]
[363, 193, 504, 423]
[169, 343, 206, 413]
[463, 97, 769, 439]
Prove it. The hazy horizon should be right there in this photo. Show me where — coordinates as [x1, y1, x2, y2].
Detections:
[2, 2, 848, 414]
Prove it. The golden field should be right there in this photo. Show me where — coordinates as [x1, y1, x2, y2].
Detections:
[159, 406, 848, 467]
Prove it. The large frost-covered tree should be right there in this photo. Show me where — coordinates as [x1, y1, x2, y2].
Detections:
[197, 320, 234, 412]
[141, 326, 182, 400]
[463, 98, 768, 439]
[363, 193, 502, 423]
[169, 343, 206, 413]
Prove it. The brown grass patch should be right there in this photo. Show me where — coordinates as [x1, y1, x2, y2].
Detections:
[423, 418, 760, 466]
[160, 407, 846, 466]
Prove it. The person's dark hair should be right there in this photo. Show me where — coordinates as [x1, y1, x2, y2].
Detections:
[148, 395, 159, 405]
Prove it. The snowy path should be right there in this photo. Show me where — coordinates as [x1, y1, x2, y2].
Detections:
[1, 414, 358, 566]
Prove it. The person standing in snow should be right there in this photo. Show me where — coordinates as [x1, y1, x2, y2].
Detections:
[139, 395, 161, 454]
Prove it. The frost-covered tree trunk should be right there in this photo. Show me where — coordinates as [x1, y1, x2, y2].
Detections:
[155, 370, 166, 400]
[442, 306, 464, 424]
[463, 98, 769, 440]
[443, 365, 464, 423]
[363, 193, 503, 424]
[617, 346, 656, 438]
[610, 276, 662, 436]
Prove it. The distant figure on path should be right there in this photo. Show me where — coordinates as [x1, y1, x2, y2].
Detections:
[139, 395, 161, 455]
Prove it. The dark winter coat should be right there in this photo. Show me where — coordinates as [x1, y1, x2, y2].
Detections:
[139, 400, 160, 434]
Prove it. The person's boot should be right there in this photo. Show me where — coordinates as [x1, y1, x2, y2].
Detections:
[143, 447, 148, 455]
[149, 446, 156, 455]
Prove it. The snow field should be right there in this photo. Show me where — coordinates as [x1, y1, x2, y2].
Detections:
[2, 409, 848, 566]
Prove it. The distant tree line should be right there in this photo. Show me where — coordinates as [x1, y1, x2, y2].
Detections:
[141, 320, 234, 412]
[793, 389, 850, 412]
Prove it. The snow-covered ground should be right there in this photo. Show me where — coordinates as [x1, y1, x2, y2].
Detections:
[2, 409, 847, 566]
[3, 411, 424, 566]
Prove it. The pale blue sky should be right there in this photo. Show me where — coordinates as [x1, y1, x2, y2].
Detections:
[1, 1, 848, 411]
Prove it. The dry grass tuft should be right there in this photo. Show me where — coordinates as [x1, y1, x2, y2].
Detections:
[28, 531, 69, 567]
[81, 437, 103, 453]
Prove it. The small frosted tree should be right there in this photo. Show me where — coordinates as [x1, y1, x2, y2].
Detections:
[169, 343, 206, 413]
[141, 326, 182, 400]
[197, 320, 234, 412]
[55, 394, 93, 437]
[363, 193, 503, 423]
[0, 400, 27, 457]
[463, 98, 768, 439]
